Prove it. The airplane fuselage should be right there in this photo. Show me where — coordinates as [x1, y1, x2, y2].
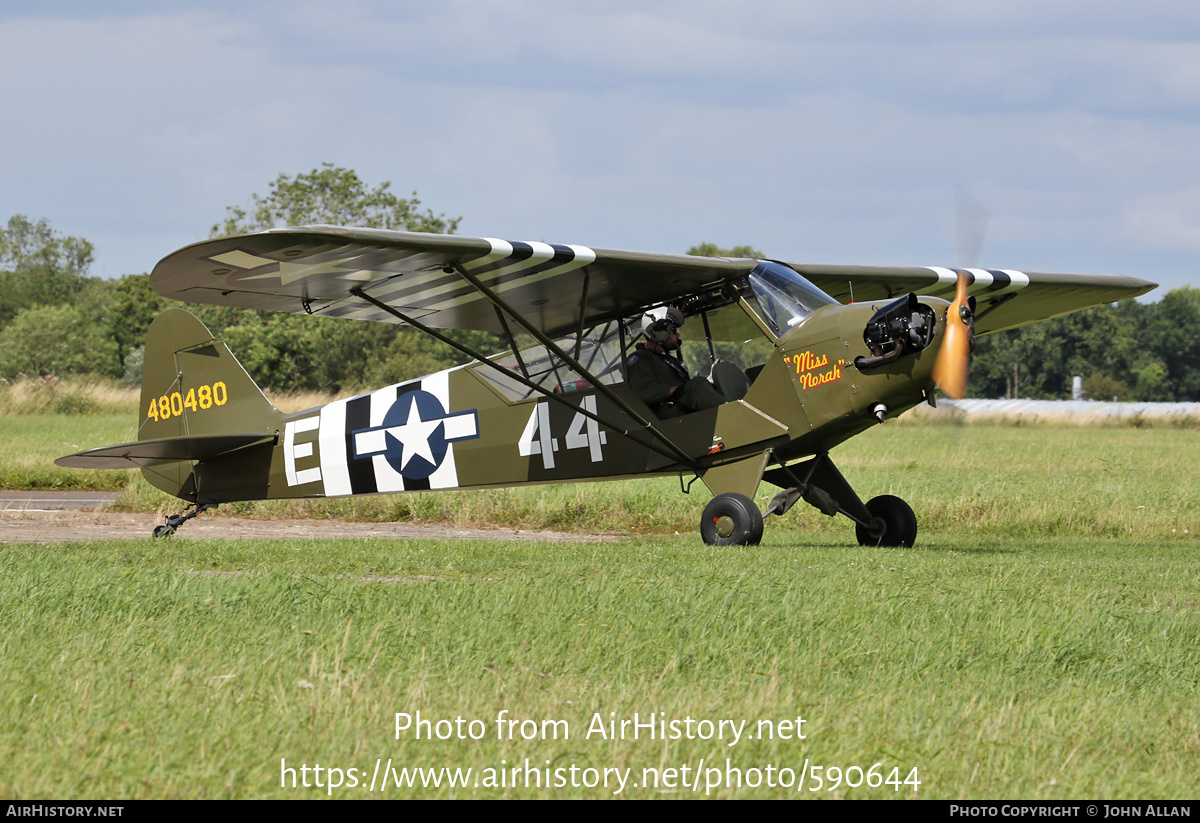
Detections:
[159, 296, 950, 506]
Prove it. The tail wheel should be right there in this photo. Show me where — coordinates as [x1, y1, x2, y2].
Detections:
[856, 494, 918, 547]
[701, 493, 764, 546]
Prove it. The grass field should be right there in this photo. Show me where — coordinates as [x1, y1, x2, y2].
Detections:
[2, 392, 1198, 798]
[1, 533, 1196, 799]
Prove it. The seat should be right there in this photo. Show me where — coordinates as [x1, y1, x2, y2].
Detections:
[710, 360, 751, 401]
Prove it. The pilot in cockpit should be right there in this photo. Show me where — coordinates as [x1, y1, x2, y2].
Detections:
[626, 307, 727, 418]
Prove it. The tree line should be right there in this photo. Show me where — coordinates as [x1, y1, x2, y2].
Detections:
[2, 164, 1197, 401]
[0, 165, 496, 394]
[969, 292, 1200, 401]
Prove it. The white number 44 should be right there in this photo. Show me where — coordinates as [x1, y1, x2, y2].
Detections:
[518, 396, 607, 469]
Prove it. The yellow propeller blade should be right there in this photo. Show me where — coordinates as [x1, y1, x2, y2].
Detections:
[932, 271, 973, 399]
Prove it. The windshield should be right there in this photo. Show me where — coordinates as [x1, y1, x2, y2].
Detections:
[747, 261, 839, 337]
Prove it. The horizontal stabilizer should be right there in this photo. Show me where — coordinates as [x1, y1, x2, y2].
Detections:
[55, 433, 275, 470]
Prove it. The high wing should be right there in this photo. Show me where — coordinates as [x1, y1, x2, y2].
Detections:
[150, 226, 1156, 336]
[151, 226, 752, 339]
[794, 264, 1156, 334]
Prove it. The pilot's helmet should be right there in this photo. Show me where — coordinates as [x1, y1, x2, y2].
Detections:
[642, 305, 686, 344]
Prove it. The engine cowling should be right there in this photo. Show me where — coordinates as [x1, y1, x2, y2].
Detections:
[855, 293, 937, 370]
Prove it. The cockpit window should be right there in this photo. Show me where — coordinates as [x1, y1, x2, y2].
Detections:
[747, 261, 839, 337]
[471, 322, 624, 402]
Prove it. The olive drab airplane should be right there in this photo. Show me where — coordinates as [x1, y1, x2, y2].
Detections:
[57, 226, 1155, 544]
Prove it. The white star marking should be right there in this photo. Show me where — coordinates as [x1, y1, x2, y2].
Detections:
[208, 250, 372, 287]
[356, 400, 441, 471]
[241, 260, 372, 286]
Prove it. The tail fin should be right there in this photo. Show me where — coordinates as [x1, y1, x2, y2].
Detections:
[138, 308, 280, 441]
[133, 309, 280, 501]
[56, 309, 281, 504]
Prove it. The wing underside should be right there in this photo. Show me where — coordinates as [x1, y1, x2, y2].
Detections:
[152, 226, 753, 339]
[150, 226, 1157, 338]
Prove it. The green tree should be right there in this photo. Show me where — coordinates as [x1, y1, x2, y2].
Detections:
[0, 304, 121, 379]
[686, 242, 764, 259]
[1138, 286, 1200, 401]
[102, 274, 169, 366]
[0, 215, 94, 319]
[212, 163, 460, 237]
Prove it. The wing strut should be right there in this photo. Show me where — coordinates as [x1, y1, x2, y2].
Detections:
[447, 263, 702, 469]
[573, 270, 591, 361]
[349, 286, 701, 471]
[492, 305, 532, 380]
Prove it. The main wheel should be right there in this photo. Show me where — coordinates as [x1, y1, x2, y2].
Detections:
[700, 493, 764, 546]
[855, 494, 917, 547]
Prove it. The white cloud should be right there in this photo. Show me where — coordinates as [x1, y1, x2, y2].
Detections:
[1121, 188, 1200, 251]
[0, 1, 1198, 289]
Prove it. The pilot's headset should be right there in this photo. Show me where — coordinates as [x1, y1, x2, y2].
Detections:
[642, 306, 686, 345]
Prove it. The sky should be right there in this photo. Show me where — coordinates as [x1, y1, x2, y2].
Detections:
[2, 1, 1199, 296]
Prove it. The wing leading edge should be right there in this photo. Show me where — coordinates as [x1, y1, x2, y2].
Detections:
[150, 226, 1156, 337]
[790, 263, 1156, 334]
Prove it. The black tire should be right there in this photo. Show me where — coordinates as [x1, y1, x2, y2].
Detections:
[856, 494, 917, 547]
[700, 492, 764, 546]
[152, 525, 174, 538]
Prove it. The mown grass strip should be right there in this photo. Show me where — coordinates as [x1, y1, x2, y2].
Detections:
[0, 534, 1196, 798]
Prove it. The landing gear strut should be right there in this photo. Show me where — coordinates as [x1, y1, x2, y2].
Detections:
[757, 453, 920, 548]
[152, 502, 218, 538]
